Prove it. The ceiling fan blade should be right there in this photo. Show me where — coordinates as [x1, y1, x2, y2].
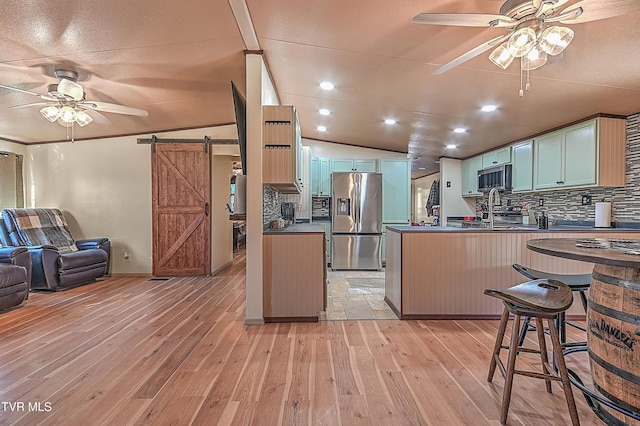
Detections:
[57, 78, 84, 101]
[0, 84, 56, 101]
[78, 108, 111, 125]
[412, 13, 516, 28]
[432, 34, 510, 75]
[7, 102, 55, 110]
[559, 0, 640, 24]
[80, 100, 148, 117]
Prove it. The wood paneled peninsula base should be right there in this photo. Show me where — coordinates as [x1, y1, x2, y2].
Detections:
[384, 226, 640, 320]
[263, 224, 326, 322]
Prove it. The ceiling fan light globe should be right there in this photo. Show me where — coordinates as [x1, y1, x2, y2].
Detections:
[75, 111, 93, 127]
[59, 106, 77, 123]
[489, 44, 515, 70]
[540, 26, 574, 55]
[57, 117, 74, 127]
[522, 47, 548, 70]
[40, 105, 60, 122]
[507, 27, 536, 57]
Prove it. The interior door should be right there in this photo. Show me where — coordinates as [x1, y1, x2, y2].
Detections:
[152, 143, 211, 276]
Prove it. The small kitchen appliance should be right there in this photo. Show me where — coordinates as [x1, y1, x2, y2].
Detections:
[281, 202, 297, 225]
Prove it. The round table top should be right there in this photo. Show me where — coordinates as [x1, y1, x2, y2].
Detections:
[527, 238, 640, 268]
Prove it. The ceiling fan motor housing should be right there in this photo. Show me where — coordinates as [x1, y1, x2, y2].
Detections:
[53, 69, 78, 82]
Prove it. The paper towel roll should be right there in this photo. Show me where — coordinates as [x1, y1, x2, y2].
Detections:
[595, 202, 611, 228]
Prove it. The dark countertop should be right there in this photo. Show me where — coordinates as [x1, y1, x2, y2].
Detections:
[264, 223, 325, 234]
[387, 225, 640, 233]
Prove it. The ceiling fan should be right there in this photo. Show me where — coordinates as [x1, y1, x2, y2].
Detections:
[0, 69, 148, 128]
[413, 0, 639, 81]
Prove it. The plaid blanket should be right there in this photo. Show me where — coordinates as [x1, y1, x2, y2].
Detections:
[2, 208, 78, 253]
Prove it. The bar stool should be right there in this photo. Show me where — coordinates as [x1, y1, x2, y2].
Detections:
[512, 264, 591, 347]
[485, 279, 580, 425]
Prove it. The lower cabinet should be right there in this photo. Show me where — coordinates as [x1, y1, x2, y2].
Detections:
[319, 222, 331, 265]
[263, 231, 325, 321]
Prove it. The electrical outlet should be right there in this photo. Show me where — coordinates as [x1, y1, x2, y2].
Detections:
[124, 252, 131, 262]
[539, 198, 544, 207]
[581, 195, 592, 205]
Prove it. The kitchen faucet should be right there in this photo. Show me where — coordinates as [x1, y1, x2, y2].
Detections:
[488, 188, 501, 230]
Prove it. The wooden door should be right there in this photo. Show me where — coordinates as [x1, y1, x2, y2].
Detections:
[152, 143, 210, 276]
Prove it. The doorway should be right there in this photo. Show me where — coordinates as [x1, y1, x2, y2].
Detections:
[151, 143, 211, 276]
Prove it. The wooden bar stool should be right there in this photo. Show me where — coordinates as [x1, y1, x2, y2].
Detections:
[485, 279, 580, 425]
[512, 264, 591, 347]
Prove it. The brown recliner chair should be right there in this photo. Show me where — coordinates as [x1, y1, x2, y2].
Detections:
[0, 208, 110, 291]
[0, 246, 31, 311]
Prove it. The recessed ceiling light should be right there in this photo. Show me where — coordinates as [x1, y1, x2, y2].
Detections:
[317, 125, 327, 132]
[320, 81, 334, 91]
[384, 118, 396, 125]
[481, 104, 497, 112]
[319, 108, 330, 115]
[453, 128, 466, 133]
[446, 144, 457, 149]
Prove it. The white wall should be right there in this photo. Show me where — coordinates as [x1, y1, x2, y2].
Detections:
[305, 139, 405, 160]
[439, 158, 475, 225]
[25, 125, 238, 275]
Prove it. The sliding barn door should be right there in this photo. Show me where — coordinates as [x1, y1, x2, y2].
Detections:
[152, 143, 211, 276]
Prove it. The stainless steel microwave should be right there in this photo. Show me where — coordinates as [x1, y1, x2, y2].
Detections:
[477, 164, 512, 193]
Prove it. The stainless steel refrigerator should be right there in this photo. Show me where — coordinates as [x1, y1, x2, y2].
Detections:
[331, 172, 382, 270]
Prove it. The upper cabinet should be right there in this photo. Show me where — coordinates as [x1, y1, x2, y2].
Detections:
[482, 146, 511, 169]
[311, 157, 331, 196]
[533, 117, 625, 191]
[330, 159, 377, 172]
[263, 105, 302, 194]
[512, 140, 533, 192]
[380, 158, 411, 224]
[461, 155, 483, 197]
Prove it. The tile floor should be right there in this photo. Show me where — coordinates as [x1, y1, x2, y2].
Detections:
[321, 269, 398, 320]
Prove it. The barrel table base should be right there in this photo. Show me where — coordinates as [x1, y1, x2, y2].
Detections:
[588, 264, 640, 425]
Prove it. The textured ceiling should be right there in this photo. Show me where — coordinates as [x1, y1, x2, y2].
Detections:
[1, 0, 639, 178]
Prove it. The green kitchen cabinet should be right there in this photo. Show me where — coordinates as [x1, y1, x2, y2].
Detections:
[330, 158, 377, 172]
[534, 119, 597, 190]
[482, 146, 511, 169]
[311, 157, 331, 196]
[461, 155, 483, 197]
[318, 158, 331, 196]
[512, 140, 533, 192]
[311, 157, 319, 195]
[380, 158, 410, 223]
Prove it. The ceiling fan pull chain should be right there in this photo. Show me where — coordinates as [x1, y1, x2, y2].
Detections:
[519, 58, 524, 97]
[526, 67, 531, 92]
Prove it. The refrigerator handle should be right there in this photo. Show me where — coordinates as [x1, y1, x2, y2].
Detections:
[355, 174, 361, 230]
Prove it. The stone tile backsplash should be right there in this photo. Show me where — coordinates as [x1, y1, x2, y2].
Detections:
[481, 112, 640, 224]
[263, 184, 283, 228]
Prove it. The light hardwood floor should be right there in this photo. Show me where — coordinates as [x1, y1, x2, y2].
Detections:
[0, 251, 602, 425]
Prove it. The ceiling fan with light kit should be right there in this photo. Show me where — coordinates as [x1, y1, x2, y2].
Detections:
[413, 0, 639, 96]
[0, 69, 148, 134]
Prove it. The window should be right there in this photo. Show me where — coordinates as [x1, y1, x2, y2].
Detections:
[0, 152, 24, 209]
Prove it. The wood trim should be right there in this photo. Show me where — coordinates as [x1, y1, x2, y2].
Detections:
[264, 316, 319, 323]
[598, 116, 627, 186]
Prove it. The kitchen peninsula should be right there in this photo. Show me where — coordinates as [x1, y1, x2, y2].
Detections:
[385, 226, 640, 319]
[263, 223, 326, 322]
